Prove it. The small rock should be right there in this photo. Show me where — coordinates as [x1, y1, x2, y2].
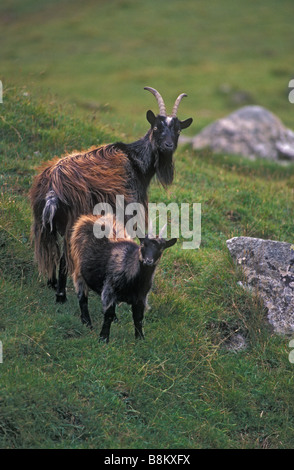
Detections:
[225, 333, 247, 352]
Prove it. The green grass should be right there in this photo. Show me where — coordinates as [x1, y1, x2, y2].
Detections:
[1, 0, 294, 133]
[1, 0, 294, 449]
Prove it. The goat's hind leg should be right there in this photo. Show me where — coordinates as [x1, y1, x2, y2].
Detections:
[56, 235, 69, 303]
[79, 293, 91, 328]
[47, 266, 57, 290]
[55, 253, 67, 303]
[75, 279, 93, 329]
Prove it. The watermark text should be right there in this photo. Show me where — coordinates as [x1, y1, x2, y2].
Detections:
[93, 196, 201, 249]
[288, 79, 294, 103]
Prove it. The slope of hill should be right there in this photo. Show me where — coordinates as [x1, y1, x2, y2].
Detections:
[1, 86, 294, 449]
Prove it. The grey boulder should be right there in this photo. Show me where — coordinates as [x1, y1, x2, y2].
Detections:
[226, 236, 294, 334]
[187, 106, 294, 161]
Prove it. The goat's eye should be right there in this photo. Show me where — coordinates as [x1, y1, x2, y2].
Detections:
[153, 126, 157, 131]
[177, 130, 181, 135]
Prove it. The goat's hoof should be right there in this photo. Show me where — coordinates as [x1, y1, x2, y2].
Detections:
[99, 336, 109, 344]
[56, 293, 67, 303]
[113, 315, 119, 323]
[135, 333, 145, 340]
[47, 279, 57, 290]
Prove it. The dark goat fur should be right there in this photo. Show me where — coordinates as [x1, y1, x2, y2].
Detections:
[29, 88, 192, 302]
[70, 214, 177, 342]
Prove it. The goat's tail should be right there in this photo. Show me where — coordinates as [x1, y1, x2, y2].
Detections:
[31, 189, 61, 279]
[42, 189, 58, 232]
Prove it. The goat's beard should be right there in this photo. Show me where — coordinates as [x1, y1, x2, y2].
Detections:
[155, 151, 174, 188]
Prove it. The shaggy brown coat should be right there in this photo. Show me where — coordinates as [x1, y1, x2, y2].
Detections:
[29, 145, 133, 276]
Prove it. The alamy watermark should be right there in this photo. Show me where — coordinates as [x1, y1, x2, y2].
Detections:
[288, 79, 294, 103]
[289, 339, 294, 363]
[93, 196, 201, 249]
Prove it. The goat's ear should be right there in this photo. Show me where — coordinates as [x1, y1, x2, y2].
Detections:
[146, 110, 156, 126]
[180, 117, 193, 130]
[163, 238, 177, 249]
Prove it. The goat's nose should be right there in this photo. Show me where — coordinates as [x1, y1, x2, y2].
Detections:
[164, 141, 174, 150]
[144, 258, 153, 266]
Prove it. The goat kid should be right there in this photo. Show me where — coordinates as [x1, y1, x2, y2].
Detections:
[70, 214, 177, 342]
[29, 87, 192, 303]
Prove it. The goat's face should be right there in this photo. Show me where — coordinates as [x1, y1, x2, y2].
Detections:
[139, 236, 177, 267]
[144, 87, 193, 187]
[146, 111, 192, 187]
[147, 111, 192, 156]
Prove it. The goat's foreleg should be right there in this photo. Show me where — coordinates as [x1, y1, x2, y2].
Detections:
[99, 304, 116, 343]
[132, 300, 145, 340]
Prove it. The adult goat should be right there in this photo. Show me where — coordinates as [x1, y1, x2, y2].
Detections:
[29, 87, 192, 302]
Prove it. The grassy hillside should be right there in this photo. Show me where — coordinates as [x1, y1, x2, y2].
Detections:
[1, 0, 294, 449]
[1, 0, 294, 133]
[1, 87, 294, 449]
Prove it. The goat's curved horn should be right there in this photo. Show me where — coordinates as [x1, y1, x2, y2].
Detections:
[171, 93, 187, 117]
[144, 87, 167, 116]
